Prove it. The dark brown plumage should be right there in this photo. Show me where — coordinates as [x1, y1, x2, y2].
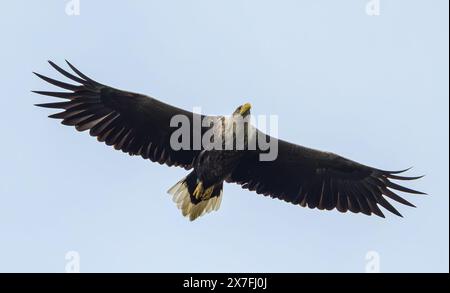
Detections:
[228, 142, 424, 217]
[34, 60, 209, 169]
[34, 60, 425, 220]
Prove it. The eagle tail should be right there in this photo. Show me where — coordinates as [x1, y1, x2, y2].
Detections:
[167, 171, 223, 221]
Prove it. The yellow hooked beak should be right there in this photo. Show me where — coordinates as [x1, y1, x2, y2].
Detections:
[239, 103, 252, 116]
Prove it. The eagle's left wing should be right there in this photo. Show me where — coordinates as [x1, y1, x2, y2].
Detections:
[228, 135, 425, 217]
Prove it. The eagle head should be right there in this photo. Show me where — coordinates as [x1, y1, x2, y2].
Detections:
[233, 103, 252, 118]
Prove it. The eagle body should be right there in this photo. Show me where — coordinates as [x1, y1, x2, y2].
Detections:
[195, 113, 256, 187]
[195, 150, 243, 188]
[169, 114, 257, 220]
[34, 61, 425, 221]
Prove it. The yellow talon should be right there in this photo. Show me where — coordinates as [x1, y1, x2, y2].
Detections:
[193, 182, 203, 199]
[203, 186, 214, 200]
[193, 182, 215, 200]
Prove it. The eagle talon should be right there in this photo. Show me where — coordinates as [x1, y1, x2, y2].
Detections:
[193, 182, 215, 200]
[203, 186, 214, 200]
[193, 182, 204, 200]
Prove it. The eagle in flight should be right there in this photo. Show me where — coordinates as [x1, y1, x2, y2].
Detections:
[34, 61, 425, 221]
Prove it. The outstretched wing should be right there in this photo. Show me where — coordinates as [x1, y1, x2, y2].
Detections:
[229, 135, 425, 217]
[34, 60, 209, 169]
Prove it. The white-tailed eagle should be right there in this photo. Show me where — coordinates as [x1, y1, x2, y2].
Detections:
[34, 61, 425, 221]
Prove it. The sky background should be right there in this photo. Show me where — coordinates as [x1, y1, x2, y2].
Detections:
[0, 0, 448, 272]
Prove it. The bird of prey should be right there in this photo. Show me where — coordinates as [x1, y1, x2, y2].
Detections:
[33, 61, 425, 221]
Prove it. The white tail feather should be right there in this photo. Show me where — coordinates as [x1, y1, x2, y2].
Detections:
[167, 178, 222, 221]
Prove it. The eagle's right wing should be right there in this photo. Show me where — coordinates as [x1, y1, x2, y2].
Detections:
[34, 60, 210, 169]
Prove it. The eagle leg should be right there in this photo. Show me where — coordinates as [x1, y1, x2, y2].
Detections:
[193, 181, 215, 200]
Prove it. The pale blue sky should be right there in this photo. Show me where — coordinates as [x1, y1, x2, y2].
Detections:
[0, 0, 448, 272]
